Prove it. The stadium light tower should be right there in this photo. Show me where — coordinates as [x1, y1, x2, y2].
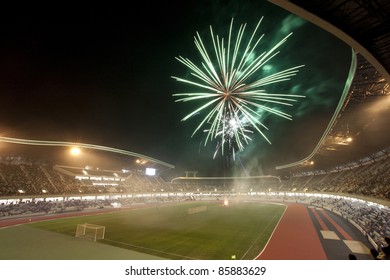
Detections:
[70, 147, 81, 156]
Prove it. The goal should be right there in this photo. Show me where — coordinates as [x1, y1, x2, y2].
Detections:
[75, 223, 105, 241]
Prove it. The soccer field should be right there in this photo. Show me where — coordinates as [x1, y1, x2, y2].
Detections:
[29, 201, 285, 260]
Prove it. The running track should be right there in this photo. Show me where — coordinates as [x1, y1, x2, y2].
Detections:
[256, 203, 372, 260]
[257, 203, 327, 260]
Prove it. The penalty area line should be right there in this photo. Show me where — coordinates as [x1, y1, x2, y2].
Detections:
[104, 238, 197, 260]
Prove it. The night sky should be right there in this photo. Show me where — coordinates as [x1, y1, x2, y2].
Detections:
[0, 1, 353, 178]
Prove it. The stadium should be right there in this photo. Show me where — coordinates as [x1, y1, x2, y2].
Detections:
[0, 0, 389, 261]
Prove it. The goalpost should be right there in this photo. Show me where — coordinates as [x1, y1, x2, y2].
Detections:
[75, 223, 105, 242]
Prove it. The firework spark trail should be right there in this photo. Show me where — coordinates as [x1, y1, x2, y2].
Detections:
[172, 17, 305, 158]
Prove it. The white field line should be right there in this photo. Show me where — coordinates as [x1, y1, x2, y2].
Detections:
[104, 238, 197, 260]
[240, 212, 281, 260]
[253, 203, 288, 259]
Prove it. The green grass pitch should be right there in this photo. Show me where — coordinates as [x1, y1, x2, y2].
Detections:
[29, 201, 285, 260]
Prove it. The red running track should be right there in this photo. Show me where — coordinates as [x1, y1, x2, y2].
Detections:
[256, 203, 327, 260]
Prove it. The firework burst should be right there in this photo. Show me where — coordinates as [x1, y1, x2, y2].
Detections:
[207, 109, 253, 159]
[172, 17, 305, 158]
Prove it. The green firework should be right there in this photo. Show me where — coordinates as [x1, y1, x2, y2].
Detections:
[172, 17, 305, 158]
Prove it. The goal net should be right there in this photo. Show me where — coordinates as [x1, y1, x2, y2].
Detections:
[75, 223, 105, 241]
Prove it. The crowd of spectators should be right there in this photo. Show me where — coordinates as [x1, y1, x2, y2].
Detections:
[0, 194, 194, 219]
[308, 196, 390, 250]
[1, 156, 389, 201]
[0, 199, 114, 218]
[279, 157, 390, 200]
[0, 163, 87, 196]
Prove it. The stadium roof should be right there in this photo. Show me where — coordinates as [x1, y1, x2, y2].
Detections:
[271, 0, 390, 83]
[270, 0, 390, 172]
[0, 136, 175, 173]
